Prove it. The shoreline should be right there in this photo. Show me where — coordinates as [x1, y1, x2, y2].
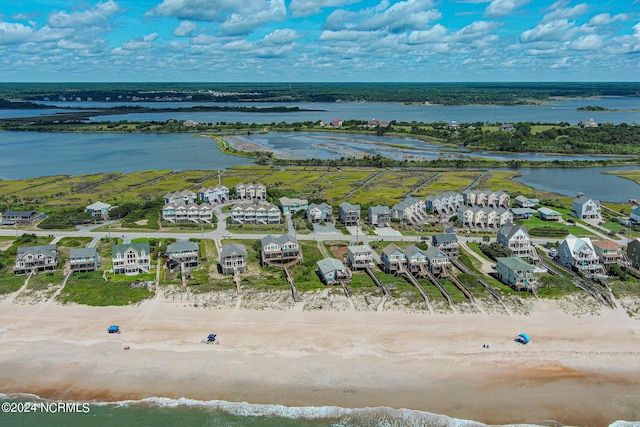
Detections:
[1, 298, 639, 426]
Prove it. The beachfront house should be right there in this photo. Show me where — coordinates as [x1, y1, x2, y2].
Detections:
[431, 233, 459, 257]
[279, 197, 309, 215]
[627, 238, 640, 269]
[166, 241, 200, 271]
[317, 257, 351, 286]
[425, 192, 464, 215]
[68, 247, 99, 273]
[1, 210, 42, 225]
[381, 244, 406, 274]
[13, 244, 58, 275]
[260, 234, 302, 266]
[496, 223, 537, 261]
[495, 257, 539, 291]
[537, 207, 562, 221]
[85, 201, 112, 217]
[425, 246, 451, 276]
[592, 240, 622, 265]
[404, 245, 429, 275]
[339, 202, 361, 226]
[220, 243, 247, 275]
[514, 195, 540, 208]
[346, 245, 374, 270]
[571, 194, 602, 221]
[368, 205, 391, 227]
[231, 203, 281, 225]
[111, 242, 151, 276]
[235, 183, 267, 201]
[163, 190, 197, 205]
[307, 203, 333, 223]
[162, 203, 213, 224]
[557, 235, 604, 276]
[198, 185, 229, 204]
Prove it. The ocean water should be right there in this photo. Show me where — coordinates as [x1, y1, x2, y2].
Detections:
[2, 395, 639, 427]
[0, 395, 528, 427]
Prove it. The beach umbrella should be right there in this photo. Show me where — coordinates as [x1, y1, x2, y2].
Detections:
[516, 333, 530, 344]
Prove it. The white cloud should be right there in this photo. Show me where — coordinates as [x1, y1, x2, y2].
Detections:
[449, 20, 501, 42]
[569, 34, 603, 51]
[47, 0, 119, 28]
[118, 33, 159, 51]
[541, 3, 589, 23]
[260, 29, 301, 45]
[0, 22, 34, 44]
[358, 0, 439, 32]
[588, 13, 628, 27]
[484, 0, 530, 19]
[520, 19, 576, 43]
[407, 24, 448, 44]
[173, 20, 197, 37]
[217, 0, 286, 36]
[289, 0, 361, 17]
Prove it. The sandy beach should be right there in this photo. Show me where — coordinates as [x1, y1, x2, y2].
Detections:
[1, 295, 639, 427]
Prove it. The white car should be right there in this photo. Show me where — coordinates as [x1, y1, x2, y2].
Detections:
[223, 232, 231, 237]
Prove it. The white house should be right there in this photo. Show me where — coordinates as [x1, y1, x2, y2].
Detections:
[496, 223, 537, 261]
[112, 242, 151, 276]
[557, 234, 604, 276]
[13, 244, 58, 275]
[85, 201, 112, 217]
[571, 194, 602, 221]
[346, 245, 373, 270]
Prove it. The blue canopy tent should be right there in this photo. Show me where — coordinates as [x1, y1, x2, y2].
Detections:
[108, 325, 121, 334]
[207, 334, 217, 342]
[515, 333, 530, 344]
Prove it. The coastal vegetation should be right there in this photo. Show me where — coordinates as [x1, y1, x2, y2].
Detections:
[2, 81, 640, 105]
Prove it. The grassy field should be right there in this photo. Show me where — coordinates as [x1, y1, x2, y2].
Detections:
[0, 274, 25, 295]
[57, 271, 154, 306]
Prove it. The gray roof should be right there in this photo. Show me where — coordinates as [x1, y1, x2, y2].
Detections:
[309, 202, 332, 211]
[112, 242, 150, 257]
[404, 244, 426, 259]
[167, 241, 199, 254]
[260, 233, 299, 247]
[497, 256, 533, 271]
[17, 244, 57, 258]
[425, 246, 448, 260]
[574, 195, 599, 206]
[382, 243, 404, 256]
[432, 233, 458, 245]
[86, 201, 111, 210]
[317, 257, 346, 275]
[69, 247, 98, 259]
[3, 210, 37, 217]
[498, 223, 529, 241]
[368, 205, 390, 214]
[537, 207, 561, 216]
[220, 243, 247, 258]
[510, 208, 537, 215]
[348, 245, 371, 254]
[339, 201, 360, 211]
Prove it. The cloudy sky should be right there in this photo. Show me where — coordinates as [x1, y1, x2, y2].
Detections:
[0, 0, 638, 82]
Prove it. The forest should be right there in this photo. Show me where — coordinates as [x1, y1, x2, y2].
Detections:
[1, 82, 640, 105]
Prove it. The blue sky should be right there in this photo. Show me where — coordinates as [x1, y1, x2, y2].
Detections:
[0, 0, 639, 82]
